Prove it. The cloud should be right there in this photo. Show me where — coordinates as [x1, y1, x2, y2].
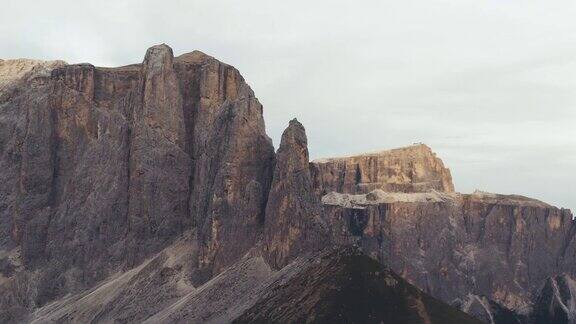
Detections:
[1, 0, 574, 211]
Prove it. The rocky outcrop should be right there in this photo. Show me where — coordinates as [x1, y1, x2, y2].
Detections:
[263, 119, 329, 269]
[127, 44, 191, 263]
[0, 45, 274, 321]
[531, 274, 576, 324]
[321, 189, 576, 322]
[310, 144, 455, 195]
[0, 59, 66, 93]
[178, 50, 274, 281]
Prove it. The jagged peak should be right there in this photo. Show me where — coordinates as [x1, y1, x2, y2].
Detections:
[279, 118, 307, 147]
[310, 142, 455, 194]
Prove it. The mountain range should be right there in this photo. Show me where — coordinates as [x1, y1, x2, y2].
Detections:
[0, 44, 574, 323]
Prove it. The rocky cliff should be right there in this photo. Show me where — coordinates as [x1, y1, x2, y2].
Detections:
[311, 144, 455, 195]
[321, 189, 575, 322]
[1, 45, 575, 324]
[0, 46, 274, 321]
[263, 119, 329, 269]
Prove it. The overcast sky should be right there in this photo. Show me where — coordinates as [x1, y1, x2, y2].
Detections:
[1, 0, 575, 211]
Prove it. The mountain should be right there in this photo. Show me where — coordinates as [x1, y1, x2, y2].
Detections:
[0, 45, 575, 323]
[235, 247, 481, 324]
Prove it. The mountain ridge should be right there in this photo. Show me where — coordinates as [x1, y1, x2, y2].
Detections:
[0, 44, 574, 323]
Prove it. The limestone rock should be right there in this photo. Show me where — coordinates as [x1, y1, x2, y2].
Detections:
[0, 45, 274, 320]
[321, 189, 575, 322]
[311, 144, 455, 195]
[263, 119, 329, 269]
[179, 50, 275, 281]
[127, 44, 191, 263]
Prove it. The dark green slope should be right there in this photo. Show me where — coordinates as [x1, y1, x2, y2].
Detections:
[235, 247, 483, 324]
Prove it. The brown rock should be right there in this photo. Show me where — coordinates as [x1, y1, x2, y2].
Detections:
[310, 144, 455, 195]
[263, 119, 329, 269]
[177, 50, 274, 281]
[127, 44, 191, 262]
[321, 189, 575, 320]
[0, 45, 275, 319]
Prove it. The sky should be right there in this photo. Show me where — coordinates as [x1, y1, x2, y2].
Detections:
[1, 0, 575, 211]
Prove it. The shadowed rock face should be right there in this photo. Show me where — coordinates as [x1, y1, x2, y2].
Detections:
[1, 45, 576, 324]
[235, 247, 482, 324]
[23, 245, 480, 324]
[321, 189, 576, 322]
[531, 274, 576, 324]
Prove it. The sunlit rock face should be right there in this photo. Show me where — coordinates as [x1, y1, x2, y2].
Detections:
[310, 143, 455, 196]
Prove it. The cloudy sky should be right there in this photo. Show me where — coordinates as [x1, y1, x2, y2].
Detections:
[2, 0, 575, 211]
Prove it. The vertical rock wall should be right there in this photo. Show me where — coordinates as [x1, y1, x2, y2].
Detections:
[263, 119, 328, 268]
[0, 45, 275, 316]
[310, 144, 455, 195]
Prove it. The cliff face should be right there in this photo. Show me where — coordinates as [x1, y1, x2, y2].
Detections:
[310, 144, 455, 195]
[321, 189, 576, 321]
[0, 46, 274, 321]
[311, 144, 576, 322]
[1, 46, 575, 324]
[263, 119, 329, 269]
